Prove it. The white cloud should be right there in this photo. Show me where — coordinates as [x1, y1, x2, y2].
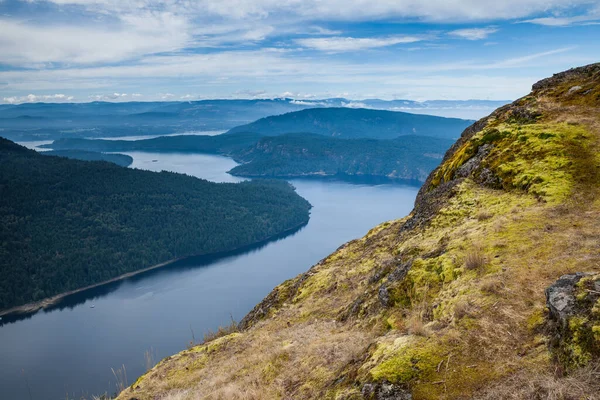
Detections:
[32, 0, 599, 22]
[0, 12, 190, 65]
[520, 16, 600, 26]
[3, 93, 74, 103]
[449, 27, 498, 40]
[296, 36, 425, 52]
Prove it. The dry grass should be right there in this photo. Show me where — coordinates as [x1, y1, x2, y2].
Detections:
[202, 316, 238, 344]
[406, 315, 430, 337]
[465, 246, 487, 270]
[476, 211, 493, 221]
[111, 365, 128, 396]
[479, 275, 506, 295]
[144, 347, 156, 372]
[475, 363, 600, 400]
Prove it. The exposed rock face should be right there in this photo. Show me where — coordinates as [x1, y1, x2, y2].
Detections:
[362, 382, 412, 400]
[546, 273, 591, 326]
[546, 273, 600, 368]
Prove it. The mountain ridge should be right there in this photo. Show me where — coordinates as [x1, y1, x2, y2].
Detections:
[117, 63, 600, 400]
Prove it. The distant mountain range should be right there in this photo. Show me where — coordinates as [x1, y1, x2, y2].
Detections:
[0, 98, 507, 141]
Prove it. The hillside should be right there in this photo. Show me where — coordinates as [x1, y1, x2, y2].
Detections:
[0, 139, 310, 312]
[225, 108, 473, 140]
[43, 150, 134, 167]
[119, 64, 600, 400]
[229, 134, 454, 182]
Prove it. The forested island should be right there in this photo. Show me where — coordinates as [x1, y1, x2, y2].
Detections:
[229, 133, 454, 182]
[0, 138, 311, 312]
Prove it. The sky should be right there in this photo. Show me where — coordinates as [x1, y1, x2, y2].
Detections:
[0, 0, 599, 104]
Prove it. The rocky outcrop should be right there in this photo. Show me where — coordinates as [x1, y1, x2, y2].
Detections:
[546, 273, 600, 368]
[362, 382, 412, 400]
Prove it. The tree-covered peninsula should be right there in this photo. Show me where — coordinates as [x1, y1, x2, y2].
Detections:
[0, 138, 311, 311]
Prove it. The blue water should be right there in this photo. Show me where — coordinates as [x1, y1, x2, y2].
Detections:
[0, 150, 420, 399]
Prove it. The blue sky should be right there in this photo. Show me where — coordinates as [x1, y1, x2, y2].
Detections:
[0, 0, 599, 104]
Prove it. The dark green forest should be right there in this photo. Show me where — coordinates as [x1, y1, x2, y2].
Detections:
[44, 150, 134, 167]
[0, 138, 311, 311]
[230, 134, 454, 182]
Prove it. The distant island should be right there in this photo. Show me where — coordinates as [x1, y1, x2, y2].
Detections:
[229, 133, 454, 182]
[0, 137, 311, 312]
[225, 107, 473, 140]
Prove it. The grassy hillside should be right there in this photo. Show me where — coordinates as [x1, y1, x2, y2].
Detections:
[230, 133, 454, 182]
[118, 64, 600, 400]
[0, 139, 310, 311]
[225, 108, 473, 140]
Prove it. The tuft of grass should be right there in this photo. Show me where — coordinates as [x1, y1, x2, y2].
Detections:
[465, 246, 487, 270]
[202, 316, 239, 344]
[144, 347, 156, 372]
[476, 211, 494, 221]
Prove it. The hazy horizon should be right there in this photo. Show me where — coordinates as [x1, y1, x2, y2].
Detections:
[1, 0, 599, 105]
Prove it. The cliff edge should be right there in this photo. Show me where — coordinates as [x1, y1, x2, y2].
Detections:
[117, 63, 600, 400]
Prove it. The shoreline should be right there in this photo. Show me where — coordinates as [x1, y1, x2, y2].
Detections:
[0, 220, 309, 318]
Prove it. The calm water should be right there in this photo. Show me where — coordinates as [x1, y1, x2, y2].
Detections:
[0, 149, 420, 399]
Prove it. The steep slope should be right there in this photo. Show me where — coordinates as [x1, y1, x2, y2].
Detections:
[225, 108, 473, 140]
[229, 134, 454, 182]
[118, 64, 600, 400]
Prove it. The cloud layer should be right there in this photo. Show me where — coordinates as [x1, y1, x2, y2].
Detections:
[0, 0, 599, 102]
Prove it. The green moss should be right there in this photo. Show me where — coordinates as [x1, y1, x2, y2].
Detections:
[593, 299, 600, 317]
[429, 120, 592, 204]
[527, 308, 546, 331]
[369, 336, 444, 384]
[565, 317, 592, 366]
